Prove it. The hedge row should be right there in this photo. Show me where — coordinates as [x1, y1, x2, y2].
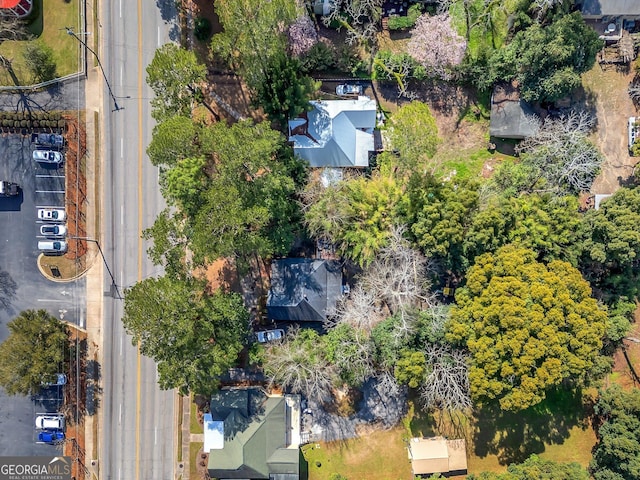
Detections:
[387, 4, 422, 31]
[0, 119, 65, 128]
[0, 111, 63, 122]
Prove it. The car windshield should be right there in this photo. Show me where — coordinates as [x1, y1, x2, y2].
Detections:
[51, 211, 58, 219]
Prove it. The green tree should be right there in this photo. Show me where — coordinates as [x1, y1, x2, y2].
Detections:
[395, 350, 426, 388]
[447, 245, 607, 411]
[324, 323, 374, 387]
[254, 53, 318, 127]
[146, 43, 207, 121]
[122, 276, 249, 395]
[305, 175, 405, 266]
[488, 12, 602, 102]
[146, 116, 203, 168]
[591, 385, 640, 480]
[464, 194, 582, 266]
[0, 310, 68, 395]
[579, 187, 640, 300]
[163, 156, 208, 215]
[212, 0, 297, 89]
[143, 209, 190, 280]
[403, 174, 480, 274]
[386, 101, 440, 174]
[23, 42, 57, 83]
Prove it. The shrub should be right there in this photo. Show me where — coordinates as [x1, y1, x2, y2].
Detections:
[194, 17, 211, 42]
[387, 4, 421, 30]
[299, 41, 336, 73]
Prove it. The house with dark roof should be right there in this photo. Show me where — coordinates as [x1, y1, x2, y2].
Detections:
[578, 0, 640, 19]
[0, 0, 33, 17]
[288, 97, 377, 168]
[206, 388, 303, 480]
[267, 259, 343, 323]
[489, 83, 539, 140]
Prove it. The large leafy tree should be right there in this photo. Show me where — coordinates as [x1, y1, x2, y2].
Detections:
[579, 187, 640, 300]
[254, 53, 318, 127]
[447, 245, 607, 411]
[212, 0, 298, 89]
[304, 175, 405, 266]
[146, 44, 207, 121]
[0, 310, 68, 396]
[464, 194, 582, 266]
[403, 174, 479, 275]
[386, 101, 440, 174]
[122, 276, 249, 395]
[146, 116, 203, 168]
[591, 386, 640, 480]
[488, 12, 602, 102]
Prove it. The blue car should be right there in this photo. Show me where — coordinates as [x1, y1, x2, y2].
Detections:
[38, 430, 65, 444]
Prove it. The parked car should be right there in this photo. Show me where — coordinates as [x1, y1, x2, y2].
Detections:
[256, 329, 285, 343]
[33, 150, 64, 164]
[0, 180, 19, 197]
[35, 414, 65, 431]
[38, 208, 66, 221]
[37, 430, 65, 444]
[38, 241, 67, 253]
[336, 84, 363, 96]
[31, 133, 64, 148]
[40, 224, 67, 237]
[41, 373, 67, 387]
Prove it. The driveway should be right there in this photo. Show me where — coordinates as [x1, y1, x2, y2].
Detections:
[582, 66, 639, 194]
[0, 133, 86, 455]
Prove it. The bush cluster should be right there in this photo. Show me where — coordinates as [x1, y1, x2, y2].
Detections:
[387, 4, 422, 30]
[0, 111, 65, 129]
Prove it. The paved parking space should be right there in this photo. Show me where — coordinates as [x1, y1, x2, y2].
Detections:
[0, 133, 85, 455]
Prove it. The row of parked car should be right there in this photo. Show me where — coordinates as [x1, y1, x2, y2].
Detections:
[37, 208, 67, 254]
[31, 133, 65, 165]
[36, 374, 67, 445]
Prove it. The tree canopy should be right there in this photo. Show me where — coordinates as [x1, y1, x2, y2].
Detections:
[488, 12, 602, 102]
[591, 385, 640, 480]
[122, 276, 249, 395]
[0, 310, 68, 396]
[146, 43, 206, 121]
[447, 245, 607, 411]
[468, 454, 589, 479]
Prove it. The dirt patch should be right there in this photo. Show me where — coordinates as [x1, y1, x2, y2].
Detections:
[195, 257, 241, 293]
[582, 66, 639, 194]
[63, 114, 88, 260]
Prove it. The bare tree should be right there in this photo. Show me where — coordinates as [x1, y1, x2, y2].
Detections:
[330, 226, 435, 332]
[322, 0, 383, 45]
[263, 327, 336, 403]
[515, 110, 603, 194]
[0, 16, 30, 41]
[629, 81, 640, 104]
[419, 344, 471, 410]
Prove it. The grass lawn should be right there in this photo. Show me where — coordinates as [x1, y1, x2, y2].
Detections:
[407, 388, 597, 477]
[190, 441, 204, 478]
[190, 397, 204, 434]
[304, 427, 413, 480]
[0, 0, 80, 86]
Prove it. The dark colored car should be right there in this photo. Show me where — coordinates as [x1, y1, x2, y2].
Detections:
[37, 430, 65, 444]
[31, 133, 64, 148]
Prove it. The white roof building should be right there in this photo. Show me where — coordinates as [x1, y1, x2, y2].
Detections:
[288, 96, 377, 168]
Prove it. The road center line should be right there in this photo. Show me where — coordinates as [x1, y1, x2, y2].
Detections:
[120, 137, 124, 158]
[119, 0, 122, 18]
[119, 403, 122, 425]
[121, 204, 124, 225]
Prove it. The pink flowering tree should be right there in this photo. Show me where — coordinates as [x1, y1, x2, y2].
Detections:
[287, 15, 318, 57]
[407, 14, 466, 80]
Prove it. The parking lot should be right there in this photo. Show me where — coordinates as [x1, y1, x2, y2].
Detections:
[0, 133, 86, 454]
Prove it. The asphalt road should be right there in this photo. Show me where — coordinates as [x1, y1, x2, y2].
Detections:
[0, 133, 86, 455]
[100, 1, 176, 479]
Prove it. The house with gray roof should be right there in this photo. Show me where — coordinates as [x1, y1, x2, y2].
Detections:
[206, 388, 303, 480]
[489, 83, 539, 140]
[267, 259, 343, 323]
[288, 97, 377, 168]
[578, 0, 640, 19]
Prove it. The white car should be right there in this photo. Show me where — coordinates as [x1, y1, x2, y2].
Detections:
[336, 84, 363, 96]
[38, 208, 66, 222]
[35, 414, 65, 431]
[33, 150, 64, 164]
[256, 329, 285, 343]
[38, 240, 67, 253]
[40, 224, 67, 237]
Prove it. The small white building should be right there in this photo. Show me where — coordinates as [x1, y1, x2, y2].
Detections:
[407, 437, 468, 477]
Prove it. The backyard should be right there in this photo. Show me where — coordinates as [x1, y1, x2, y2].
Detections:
[0, 0, 80, 86]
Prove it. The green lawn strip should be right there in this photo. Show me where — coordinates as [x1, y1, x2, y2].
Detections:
[0, 0, 80, 86]
[190, 441, 204, 478]
[304, 427, 412, 480]
[434, 145, 511, 180]
[190, 397, 204, 434]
